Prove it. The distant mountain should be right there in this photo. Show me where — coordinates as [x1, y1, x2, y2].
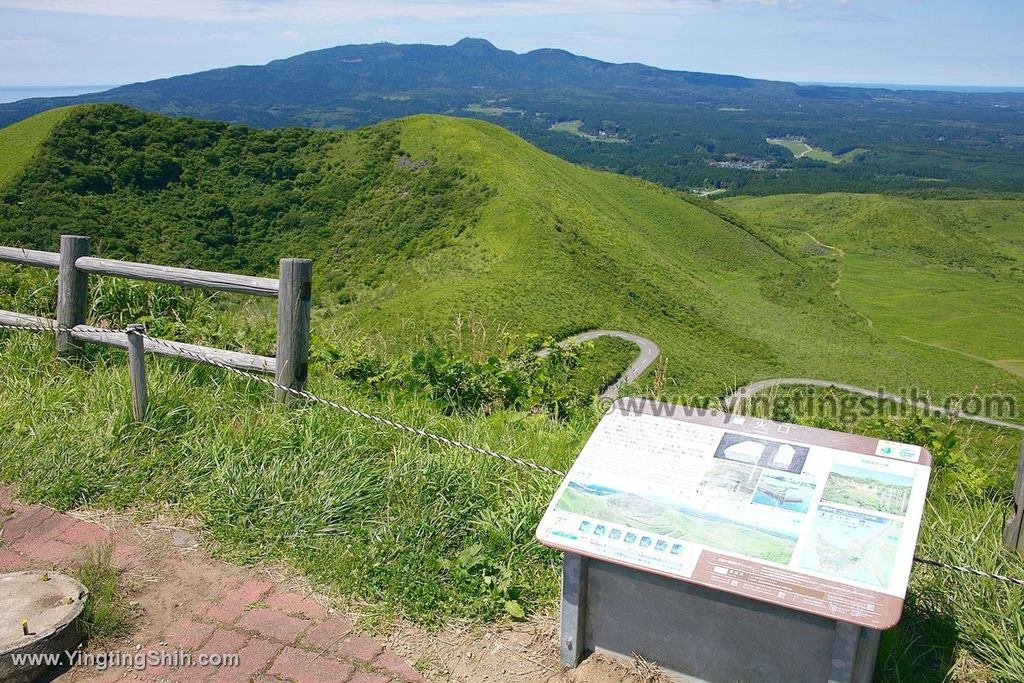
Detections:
[2, 38, 1023, 194]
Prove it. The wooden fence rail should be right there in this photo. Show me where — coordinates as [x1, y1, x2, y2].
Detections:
[0, 235, 310, 408]
[0, 246, 60, 269]
[76, 256, 280, 297]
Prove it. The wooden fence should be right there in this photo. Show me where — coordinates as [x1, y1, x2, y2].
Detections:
[0, 235, 312, 409]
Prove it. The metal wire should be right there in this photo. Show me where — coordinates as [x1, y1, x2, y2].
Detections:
[0, 320, 566, 477]
[8, 321, 1024, 586]
[138, 331, 570, 477]
[913, 556, 1024, 587]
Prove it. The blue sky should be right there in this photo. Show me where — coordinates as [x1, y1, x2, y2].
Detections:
[0, 0, 1021, 87]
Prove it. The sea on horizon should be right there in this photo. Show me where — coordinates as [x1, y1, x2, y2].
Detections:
[0, 85, 118, 104]
[795, 81, 1024, 93]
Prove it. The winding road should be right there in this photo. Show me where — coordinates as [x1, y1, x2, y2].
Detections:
[558, 329, 661, 399]
[563, 330, 1024, 432]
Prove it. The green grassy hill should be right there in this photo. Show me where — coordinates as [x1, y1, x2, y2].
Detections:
[3, 106, 1021, 406]
[0, 106, 73, 187]
[722, 193, 1024, 379]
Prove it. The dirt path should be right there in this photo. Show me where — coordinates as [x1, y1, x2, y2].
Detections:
[0, 486, 666, 683]
[803, 232, 845, 256]
[900, 335, 1024, 380]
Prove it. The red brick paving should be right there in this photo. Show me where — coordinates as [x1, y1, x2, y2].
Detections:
[166, 617, 218, 651]
[373, 652, 424, 682]
[0, 547, 29, 571]
[265, 590, 330, 621]
[235, 608, 311, 643]
[350, 673, 391, 683]
[204, 579, 276, 624]
[209, 639, 283, 683]
[331, 634, 384, 663]
[0, 494, 422, 682]
[268, 646, 356, 683]
[300, 618, 353, 650]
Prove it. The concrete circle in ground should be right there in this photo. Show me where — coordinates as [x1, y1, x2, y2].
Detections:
[0, 570, 88, 683]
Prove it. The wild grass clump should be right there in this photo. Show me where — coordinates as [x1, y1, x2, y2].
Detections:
[75, 543, 130, 640]
[318, 332, 636, 420]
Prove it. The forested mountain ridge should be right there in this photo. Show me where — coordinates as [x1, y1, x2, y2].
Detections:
[2, 38, 1022, 195]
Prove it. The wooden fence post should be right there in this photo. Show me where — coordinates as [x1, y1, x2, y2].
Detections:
[55, 235, 90, 357]
[275, 258, 312, 405]
[126, 324, 148, 422]
[1003, 442, 1024, 555]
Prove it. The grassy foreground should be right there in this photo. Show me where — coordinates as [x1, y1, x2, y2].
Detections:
[3, 330, 1024, 680]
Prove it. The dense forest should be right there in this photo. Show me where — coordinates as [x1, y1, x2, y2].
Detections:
[0, 105, 491, 300]
[2, 39, 1022, 196]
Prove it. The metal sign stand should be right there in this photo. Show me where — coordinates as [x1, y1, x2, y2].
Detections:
[561, 553, 880, 683]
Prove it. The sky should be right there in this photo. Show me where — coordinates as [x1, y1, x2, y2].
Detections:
[0, 0, 1021, 88]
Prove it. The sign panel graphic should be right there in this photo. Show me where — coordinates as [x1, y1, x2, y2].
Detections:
[536, 401, 931, 628]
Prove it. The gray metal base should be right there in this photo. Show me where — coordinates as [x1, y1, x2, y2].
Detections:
[561, 554, 881, 683]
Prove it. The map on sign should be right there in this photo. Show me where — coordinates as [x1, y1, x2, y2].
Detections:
[536, 401, 931, 629]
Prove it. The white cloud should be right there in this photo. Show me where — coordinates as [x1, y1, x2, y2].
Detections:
[0, 0, 812, 23]
[0, 33, 49, 45]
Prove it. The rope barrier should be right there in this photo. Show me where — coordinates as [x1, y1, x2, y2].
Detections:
[0, 321, 567, 477]
[913, 555, 1024, 587]
[6, 320, 1024, 586]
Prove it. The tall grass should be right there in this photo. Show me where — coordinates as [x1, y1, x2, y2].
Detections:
[4, 332, 1024, 677]
[75, 543, 131, 640]
[0, 326, 595, 623]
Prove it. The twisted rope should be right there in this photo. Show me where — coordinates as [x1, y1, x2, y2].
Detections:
[9, 321, 1024, 586]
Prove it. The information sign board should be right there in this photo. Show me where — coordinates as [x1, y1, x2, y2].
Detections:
[537, 400, 931, 629]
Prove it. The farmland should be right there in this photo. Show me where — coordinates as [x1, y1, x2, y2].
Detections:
[766, 137, 867, 163]
[549, 119, 627, 143]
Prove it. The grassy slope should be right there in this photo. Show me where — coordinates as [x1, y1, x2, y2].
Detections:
[2, 108, 1018, 408]
[339, 117, 1023, 406]
[722, 193, 1024, 377]
[0, 106, 73, 187]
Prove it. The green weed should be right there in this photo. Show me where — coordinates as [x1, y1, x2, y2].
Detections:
[75, 543, 130, 640]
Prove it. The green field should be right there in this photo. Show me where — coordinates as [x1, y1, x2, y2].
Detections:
[0, 106, 73, 187]
[840, 255, 1024, 374]
[766, 137, 866, 164]
[549, 119, 627, 143]
[722, 192, 1024, 380]
[464, 103, 525, 116]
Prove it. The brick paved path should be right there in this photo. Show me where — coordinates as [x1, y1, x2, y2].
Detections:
[0, 490, 422, 683]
